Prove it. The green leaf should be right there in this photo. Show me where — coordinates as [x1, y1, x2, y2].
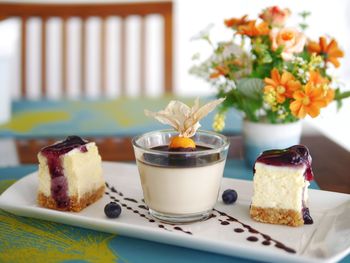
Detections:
[236, 78, 264, 100]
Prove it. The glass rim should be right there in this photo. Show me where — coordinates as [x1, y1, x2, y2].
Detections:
[132, 129, 230, 156]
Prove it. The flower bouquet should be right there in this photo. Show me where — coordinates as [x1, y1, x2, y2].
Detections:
[190, 6, 350, 166]
[190, 6, 349, 131]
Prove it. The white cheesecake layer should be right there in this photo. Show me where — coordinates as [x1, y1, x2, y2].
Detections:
[137, 160, 226, 214]
[38, 142, 104, 198]
[252, 162, 309, 211]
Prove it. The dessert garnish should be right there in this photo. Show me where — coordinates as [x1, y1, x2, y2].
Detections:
[104, 202, 122, 218]
[145, 98, 225, 151]
[222, 189, 238, 204]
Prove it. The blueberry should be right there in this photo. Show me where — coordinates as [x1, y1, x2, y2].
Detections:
[222, 189, 238, 204]
[104, 202, 122, 218]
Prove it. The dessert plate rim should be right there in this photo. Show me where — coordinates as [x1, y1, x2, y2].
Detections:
[0, 161, 349, 263]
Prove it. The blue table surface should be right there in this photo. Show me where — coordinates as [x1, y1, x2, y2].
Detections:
[0, 98, 242, 138]
[2, 162, 349, 263]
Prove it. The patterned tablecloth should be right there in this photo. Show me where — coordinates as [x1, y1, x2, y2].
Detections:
[0, 161, 328, 263]
[0, 97, 242, 138]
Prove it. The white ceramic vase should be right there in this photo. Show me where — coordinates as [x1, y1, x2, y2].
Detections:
[242, 120, 302, 167]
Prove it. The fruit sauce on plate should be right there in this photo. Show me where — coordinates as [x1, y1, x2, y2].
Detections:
[40, 136, 88, 208]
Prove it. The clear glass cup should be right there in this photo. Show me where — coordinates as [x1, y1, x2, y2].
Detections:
[132, 130, 229, 223]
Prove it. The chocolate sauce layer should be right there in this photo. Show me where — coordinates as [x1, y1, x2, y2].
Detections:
[143, 145, 221, 168]
[256, 145, 314, 181]
[41, 136, 88, 208]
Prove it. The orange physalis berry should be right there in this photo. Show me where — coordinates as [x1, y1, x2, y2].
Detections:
[169, 136, 196, 150]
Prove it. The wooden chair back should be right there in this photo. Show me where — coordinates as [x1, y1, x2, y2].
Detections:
[0, 1, 173, 98]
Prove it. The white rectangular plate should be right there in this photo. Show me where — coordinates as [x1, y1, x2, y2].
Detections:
[0, 162, 349, 263]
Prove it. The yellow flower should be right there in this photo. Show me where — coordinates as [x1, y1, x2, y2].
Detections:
[212, 113, 226, 132]
[263, 86, 278, 110]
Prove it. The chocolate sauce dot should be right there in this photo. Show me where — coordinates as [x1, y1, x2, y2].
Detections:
[248, 228, 259, 234]
[174, 226, 193, 235]
[247, 236, 259, 242]
[149, 219, 155, 223]
[220, 221, 230, 225]
[140, 214, 146, 217]
[138, 205, 148, 210]
[275, 243, 296, 253]
[124, 197, 138, 203]
[126, 207, 132, 210]
[121, 204, 127, 207]
[234, 228, 244, 233]
[261, 234, 271, 240]
[158, 224, 165, 228]
[262, 240, 271, 246]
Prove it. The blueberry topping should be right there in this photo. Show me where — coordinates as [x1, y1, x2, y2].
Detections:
[104, 202, 122, 218]
[40, 136, 88, 209]
[222, 189, 238, 204]
[302, 207, 313, 224]
[256, 145, 314, 181]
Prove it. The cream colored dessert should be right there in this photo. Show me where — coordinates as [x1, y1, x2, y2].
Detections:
[37, 136, 105, 212]
[133, 98, 228, 222]
[137, 159, 226, 214]
[250, 145, 314, 227]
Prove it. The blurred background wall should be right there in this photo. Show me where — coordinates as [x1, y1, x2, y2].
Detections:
[0, 0, 349, 149]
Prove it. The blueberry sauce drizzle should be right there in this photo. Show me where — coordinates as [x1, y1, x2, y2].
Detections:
[256, 145, 314, 181]
[256, 145, 314, 224]
[40, 136, 88, 209]
[105, 182, 298, 253]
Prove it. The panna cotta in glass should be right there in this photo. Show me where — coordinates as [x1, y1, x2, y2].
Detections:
[132, 98, 229, 223]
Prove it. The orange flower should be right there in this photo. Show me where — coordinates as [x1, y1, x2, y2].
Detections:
[308, 70, 329, 86]
[264, 68, 301, 103]
[324, 88, 335, 105]
[210, 65, 229, 79]
[210, 60, 243, 79]
[290, 83, 327, 118]
[224, 15, 249, 28]
[308, 37, 344, 67]
[308, 70, 334, 105]
[237, 20, 270, 37]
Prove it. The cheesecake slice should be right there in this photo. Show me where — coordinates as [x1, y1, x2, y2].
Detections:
[250, 145, 314, 227]
[37, 136, 105, 212]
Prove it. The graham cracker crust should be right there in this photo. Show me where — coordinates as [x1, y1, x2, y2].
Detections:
[250, 205, 304, 227]
[38, 185, 105, 212]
